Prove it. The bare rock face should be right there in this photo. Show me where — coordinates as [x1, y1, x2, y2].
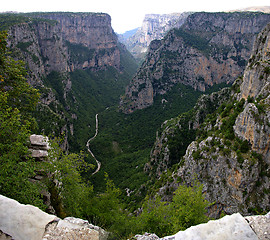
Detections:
[163, 213, 258, 240]
[121, 12, 191, 61]
[120, 12, 270, 113]
[239, 22, 270, 99]
[0, 195, 108, 240]
[35, 13, 121, 71]
[7, 20, 70, 87]
[245, 212, 270, 240]
[234, 102, 270, 163]
[234, 22, 270, 162]
[29, 134, 50, 159]
[43, 217, 109, 240]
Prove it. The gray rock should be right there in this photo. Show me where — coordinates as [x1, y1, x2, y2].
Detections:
[133, 233, 160, 240]
[245, 212, 270, 240]
[30, 134, 49, 148]
[30, 149, 49, 158]
[0, 195, 57, 240]
[0, 195, 109, 240]
[162, 213, 258, 240]
[29, 134, 50, 159]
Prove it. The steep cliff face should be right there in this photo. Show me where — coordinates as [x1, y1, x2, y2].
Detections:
[120, 13, 191, 61]
[34, 13, 121, 70]
[234, 23, 270, 162]
[146, 87, 231, 177]
[7, 20, 70, 87]
[147, 23, 270, 218]
[120, 12, 270, 113]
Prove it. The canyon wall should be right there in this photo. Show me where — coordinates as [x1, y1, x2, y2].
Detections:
[120, 12, 270, 113]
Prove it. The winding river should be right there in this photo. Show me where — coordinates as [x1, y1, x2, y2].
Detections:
[86, 114, 100, 175]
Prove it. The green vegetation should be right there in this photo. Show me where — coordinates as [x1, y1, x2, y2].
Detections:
[0, 14, 31, 31]
[167, 111, 196, 165]
[0, 13, 57, 31]
[132, 182, 210, 237]
[174, 28, 211, 55]
[0, 31, 42, 207]
[66, 42, 95, 64]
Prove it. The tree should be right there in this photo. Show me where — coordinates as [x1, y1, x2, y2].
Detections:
[169, 182, 210, 232]
[135, 182, 210, 237]
[0, 31, 39, 128]
[45, 138, 94, 218]
[0, 31, 43, 208]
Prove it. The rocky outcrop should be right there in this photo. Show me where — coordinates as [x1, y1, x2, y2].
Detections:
[29, 134, 50, 159]
[133, 212, 270, 240]
[34, 13, 121, 71]
[7, 20, 70, 87]
[0, 194, 57, 240]
[28, 134, 56, 214]
[120, 12, 270, 113]
[1, 194, 268, 240]
[7, 12, 122, 75]
[146, 87, 231, 177]
[146, 23, 270, 218]
[120, 12, 191, 61]
[0, 195, 108, 240]
[234, 22, 270, 162]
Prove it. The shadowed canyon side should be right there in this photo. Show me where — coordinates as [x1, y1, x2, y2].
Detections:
[120, 12, 270, 114]
[146, 23, 270, 218]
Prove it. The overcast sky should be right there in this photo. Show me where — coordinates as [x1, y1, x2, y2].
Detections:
[1, 0, 269, 33]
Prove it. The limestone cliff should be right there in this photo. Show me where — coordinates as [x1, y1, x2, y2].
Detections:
[120, 12, 191, 61]
[33, 12, 121, 71]
[120, 12, 270, 113]
[146, 23, 270, 218]
[234, 23, 270, 162]
[7, 20, 70, 87]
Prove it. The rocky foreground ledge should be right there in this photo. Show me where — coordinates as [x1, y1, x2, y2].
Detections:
[134, 212, 270, 240]
[0, 194, 269, 240]
[0, 195, 108, 240]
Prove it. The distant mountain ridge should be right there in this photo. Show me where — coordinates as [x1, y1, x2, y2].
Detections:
[119, 12, 191, 61]
[229, 6, 270, 13]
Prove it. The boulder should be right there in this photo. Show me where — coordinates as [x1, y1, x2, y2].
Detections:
[162, 213, 258, 240]
[0, 195, 57, 240]
[0, 195, 108, 240]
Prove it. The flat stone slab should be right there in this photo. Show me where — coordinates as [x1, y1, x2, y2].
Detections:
[0, 195, 57, 240]
[30, 135, 50, 149]
[161, 213, 258, 240]
[30, 149, 49, 158]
